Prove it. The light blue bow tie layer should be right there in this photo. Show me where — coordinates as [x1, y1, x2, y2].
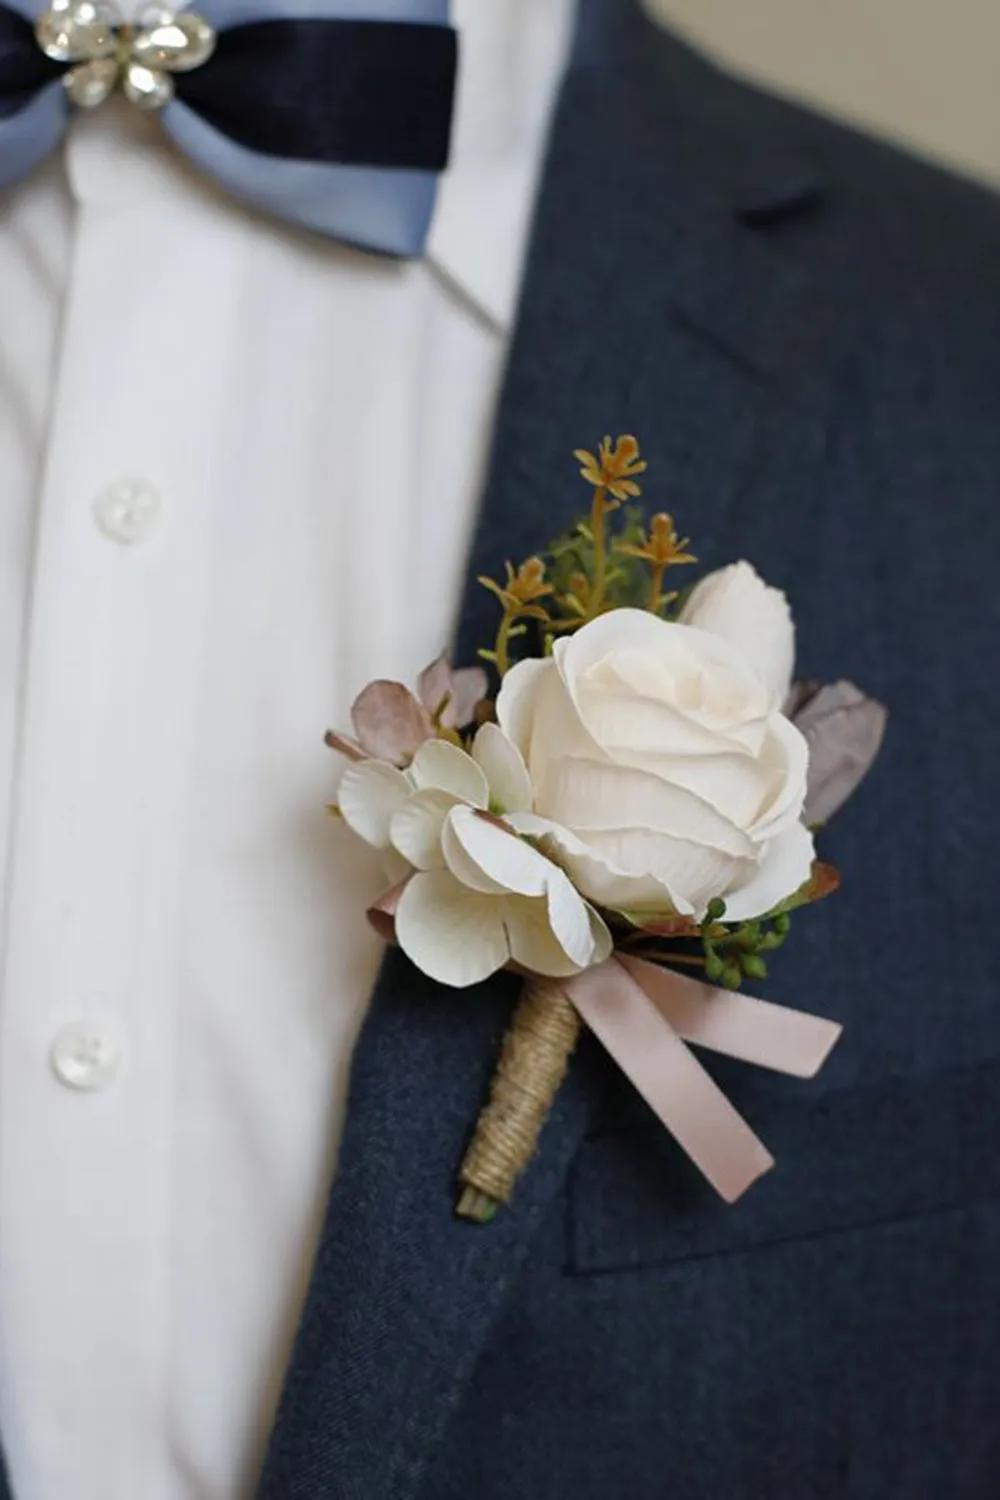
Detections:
[0, 0, 453, 255]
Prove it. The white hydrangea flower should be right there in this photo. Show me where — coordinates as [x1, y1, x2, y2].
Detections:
[337, 724, 612, 987]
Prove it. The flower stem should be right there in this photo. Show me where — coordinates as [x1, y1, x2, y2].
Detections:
[495, 609, 516, 676]
[647, 561, 666, 614]
[632, 949, 708, 969]
[456, 977, 580, 1221]
[589, 487, 609, 614]
[455, 1187, 500, 1224]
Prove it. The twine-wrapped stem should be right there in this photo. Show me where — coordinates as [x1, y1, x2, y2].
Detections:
[456, 976, 581, 1222]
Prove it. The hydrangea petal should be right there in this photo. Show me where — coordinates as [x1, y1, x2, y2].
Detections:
[410, 739, 489, 807]
[389, 789, 461, 870]
[441, 811, 509, 895]
[587, 903, 615, 963]
[395, 869, 510, 987]
[506, 812, 701, 920]
[544, 866, 606, 969]
[337, 761, 411, 850]
[447, 804, 555, 897]
[505, 896, 590, 978]
[574, 827, 751, 918]
[472, 722, 533, 814]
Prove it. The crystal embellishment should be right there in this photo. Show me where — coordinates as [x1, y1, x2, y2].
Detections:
[35, 0, 216, 112]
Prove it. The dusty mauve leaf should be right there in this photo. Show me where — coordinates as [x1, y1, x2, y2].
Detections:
[788, 861, 842, 910]
[351, 681, 433, 765]
[417, 655, 453, 717]
[417, 655, 489, 729]
[783, 680, 820, 718]
[625, 913, 702, 940]
[443, 665, 489, 728]
[366, 878, 409, 943]
[792, 680, 888, 826]
[323, 729, 366, 762]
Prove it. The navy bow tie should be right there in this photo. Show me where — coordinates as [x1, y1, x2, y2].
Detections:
[0, 0, 458, 255]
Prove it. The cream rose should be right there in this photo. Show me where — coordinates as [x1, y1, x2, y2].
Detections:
[497, 563, 814, 923]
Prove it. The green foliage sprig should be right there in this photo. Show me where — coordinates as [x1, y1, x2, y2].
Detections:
[478, 436, 696, 674]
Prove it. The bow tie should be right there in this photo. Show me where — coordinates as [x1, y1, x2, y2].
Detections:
[0, 0, 458, 255]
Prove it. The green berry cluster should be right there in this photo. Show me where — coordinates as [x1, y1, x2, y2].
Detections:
[700, 899, 792, 990]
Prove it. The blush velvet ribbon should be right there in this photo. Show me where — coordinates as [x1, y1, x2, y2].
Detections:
[369, 884, 842, 1205]
[566, 953, 842, 1201]
[0, 0, 457, 255]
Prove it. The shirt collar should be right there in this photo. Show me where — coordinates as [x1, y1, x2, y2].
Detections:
[427, 0, 578, 333]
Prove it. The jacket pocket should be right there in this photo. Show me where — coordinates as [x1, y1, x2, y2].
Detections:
[567, 1059, 1000, 1274]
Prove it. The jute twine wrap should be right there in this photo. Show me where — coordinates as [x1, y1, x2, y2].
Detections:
[456, 976, 582, 1222]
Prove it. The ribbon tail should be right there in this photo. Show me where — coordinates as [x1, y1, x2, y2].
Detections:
[618, 953, 843, 1079]
[566, 959, 774, 1204]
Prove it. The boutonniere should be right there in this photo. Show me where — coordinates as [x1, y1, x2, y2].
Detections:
[327, 437, 887, 1222]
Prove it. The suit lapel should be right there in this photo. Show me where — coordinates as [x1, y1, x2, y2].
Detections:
[259, 6, 853, 1499]
[454, 0, 840, 667]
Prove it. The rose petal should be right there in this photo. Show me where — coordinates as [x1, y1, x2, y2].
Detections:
[680, 561, 795, 710]
[351, 680, 434, 764]
[577, 638, 769, 742]
[573, 679, 764, 761]
[389, 789, 461, 870]
[721, 822, 816, 922]
[555, 609, 770, 733]
[747, 713, 810, 840]
[495, 656, 552, 759]
[472, 722, 534, 814]
[395, 869, 510, 987]
[537, 757, 754, 857]
[521, 663, 605, 773]
[337, 761, 412, 849]
[409, 739, 489, 806]
[613, 746, 777, 832]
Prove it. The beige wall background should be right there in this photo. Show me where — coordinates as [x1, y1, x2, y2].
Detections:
[647, 0, 1000, 189]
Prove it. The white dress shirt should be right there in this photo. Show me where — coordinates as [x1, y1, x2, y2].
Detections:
[0, 3, 576, 1497]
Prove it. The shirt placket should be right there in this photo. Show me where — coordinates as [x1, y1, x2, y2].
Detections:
[0, 122, 223, 1500]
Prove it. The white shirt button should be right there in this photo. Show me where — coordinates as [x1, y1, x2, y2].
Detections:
[93, 478, 162, 544]
[50, 1022, 122, 1091]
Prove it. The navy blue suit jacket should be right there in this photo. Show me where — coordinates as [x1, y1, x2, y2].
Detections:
[5, 2, 1000, 1497]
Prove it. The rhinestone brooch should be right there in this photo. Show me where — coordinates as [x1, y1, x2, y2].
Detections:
[35, 0, 216, 111]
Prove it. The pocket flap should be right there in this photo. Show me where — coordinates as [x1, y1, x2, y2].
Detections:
[568, 1061, 1000, 1274]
